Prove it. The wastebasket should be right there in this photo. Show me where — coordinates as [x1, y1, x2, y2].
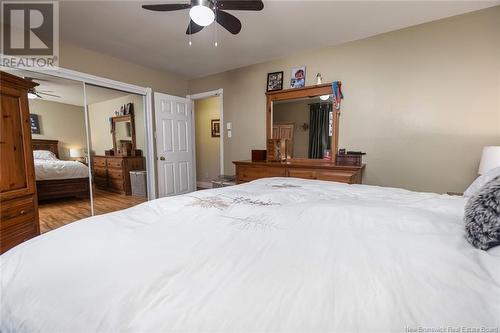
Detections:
[130, 170, 147, 197]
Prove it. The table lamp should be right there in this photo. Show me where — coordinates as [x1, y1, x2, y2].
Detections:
[69, 148, 83, 162]
[478, 146, 500, 175]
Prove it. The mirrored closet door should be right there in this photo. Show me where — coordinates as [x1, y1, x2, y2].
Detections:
[1, 68, 94, 233]
[85, 83, 148, 215]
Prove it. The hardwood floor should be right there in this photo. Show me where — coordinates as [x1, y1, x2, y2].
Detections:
[38, 188, 147, 233]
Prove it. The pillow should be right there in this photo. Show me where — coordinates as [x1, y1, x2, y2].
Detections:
[464, 175, 500, 250]
[33, 150, 58, 161]
[464, 166, 500, 197]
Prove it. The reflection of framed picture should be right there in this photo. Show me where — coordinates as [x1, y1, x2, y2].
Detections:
[211, 119, 220, 137]
[291, 66, 306, 88]
[30, 114, 40, 134]
[267, 71, 283, 92]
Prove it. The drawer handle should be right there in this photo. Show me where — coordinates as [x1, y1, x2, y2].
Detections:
[20, 210, 26, 215]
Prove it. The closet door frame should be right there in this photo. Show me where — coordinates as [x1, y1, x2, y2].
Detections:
[15, 67, 156, 204]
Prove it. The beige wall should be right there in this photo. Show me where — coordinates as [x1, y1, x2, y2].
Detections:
[29, 99, 86, 159]
[189, 6, 500, 194]
[195, 97, 221, 182]
[88, 94, 145, 156]
[60, 43, 188, 96]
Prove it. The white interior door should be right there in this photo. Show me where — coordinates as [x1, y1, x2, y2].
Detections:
[155, 92, 195, 197]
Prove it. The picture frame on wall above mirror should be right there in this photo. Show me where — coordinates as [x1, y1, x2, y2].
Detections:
[266, 71, 284, 92]
[291, 66, 306, 89]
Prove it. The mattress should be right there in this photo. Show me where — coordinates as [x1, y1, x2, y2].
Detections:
[1, 178, 499, 332]
[34, 159, 89, 180]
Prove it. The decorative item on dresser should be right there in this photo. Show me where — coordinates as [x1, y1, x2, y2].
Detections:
[32, 139, 90, 201]
[92, 155, 145, 195]
[234, 82, 365, 185]
[0, 71, 40, 253]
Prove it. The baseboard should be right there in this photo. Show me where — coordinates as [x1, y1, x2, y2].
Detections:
[197, 181, 212, 189]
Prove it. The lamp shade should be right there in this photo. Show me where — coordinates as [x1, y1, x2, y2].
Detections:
[478, 146, 500, 175]
[69, 148, 83, 158]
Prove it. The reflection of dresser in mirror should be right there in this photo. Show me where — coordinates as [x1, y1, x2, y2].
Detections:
[92, 113, 145, 195]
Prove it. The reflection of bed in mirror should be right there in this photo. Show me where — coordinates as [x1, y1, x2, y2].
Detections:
[32, 139, 90, 201]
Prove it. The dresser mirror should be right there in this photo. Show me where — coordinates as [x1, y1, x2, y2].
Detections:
[266, 83, 339, 163]
[273, 96, 333, 159]
[111, 114, 136, 156]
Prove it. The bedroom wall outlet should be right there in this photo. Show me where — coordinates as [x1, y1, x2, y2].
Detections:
[227, 130, 232, 138]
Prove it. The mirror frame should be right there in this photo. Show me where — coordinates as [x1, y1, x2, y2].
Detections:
[266, 83, 340, 163]
[111, 114, 136, 155]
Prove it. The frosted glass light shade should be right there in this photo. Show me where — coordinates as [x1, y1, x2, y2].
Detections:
[189, 5, 214, 26]
[478, 146, 500, 175]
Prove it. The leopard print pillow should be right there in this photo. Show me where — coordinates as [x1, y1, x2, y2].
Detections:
[464, 175, 500, 250]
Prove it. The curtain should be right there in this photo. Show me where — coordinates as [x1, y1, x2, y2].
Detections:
[308, 103, 332, 159]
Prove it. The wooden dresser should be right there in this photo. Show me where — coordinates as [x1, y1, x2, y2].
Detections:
[0, 72, 40, 253]
[233, 160, 365, 185]
[92, 155, 144, 195]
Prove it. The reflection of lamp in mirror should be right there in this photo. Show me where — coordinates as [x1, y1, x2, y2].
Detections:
[320, 94, 330, 101]
[69, 148, 83, 163]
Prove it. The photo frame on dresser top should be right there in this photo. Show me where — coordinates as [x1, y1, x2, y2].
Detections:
[265, 83, 340, 164]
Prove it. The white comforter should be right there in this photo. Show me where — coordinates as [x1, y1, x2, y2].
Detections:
[34, 159, 89, 180]
[1, 178, 499, 332]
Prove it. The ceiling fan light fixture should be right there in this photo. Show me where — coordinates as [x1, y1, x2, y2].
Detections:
[189, 3, 215, 27]
[320, 94, 330, 101]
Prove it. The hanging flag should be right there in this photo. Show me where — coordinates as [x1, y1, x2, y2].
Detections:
[332, 81, 343, 110]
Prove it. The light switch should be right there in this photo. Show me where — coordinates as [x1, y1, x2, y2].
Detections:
[227, 130, 232, 138]
[226, 122, 232, 130]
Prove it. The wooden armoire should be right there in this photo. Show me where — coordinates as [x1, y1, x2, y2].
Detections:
[0, 71, 40, 253]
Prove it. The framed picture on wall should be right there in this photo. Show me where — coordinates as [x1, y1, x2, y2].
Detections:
[30, 114, 40, 134]
[267, 71, 284, 92]
[211, 119, 220, 138]
[290, 66, 306, 89]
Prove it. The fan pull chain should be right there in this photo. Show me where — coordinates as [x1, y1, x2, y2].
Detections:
[214, 1, 218, 47]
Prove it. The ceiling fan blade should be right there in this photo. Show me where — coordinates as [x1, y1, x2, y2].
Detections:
[216, 10, 242, 35]
[216, 0, 263, 11]
[38, 92, 61, 98]
[142, 4, 191, 11]
[186, 20, 204, 35]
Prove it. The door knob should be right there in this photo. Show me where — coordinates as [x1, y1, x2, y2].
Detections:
[159, 156, 165, 161]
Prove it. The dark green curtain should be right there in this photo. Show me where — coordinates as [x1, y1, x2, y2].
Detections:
[308, 103, 332, 159]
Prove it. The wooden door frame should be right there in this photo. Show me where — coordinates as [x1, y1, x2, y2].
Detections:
[266, 83, 339, 163]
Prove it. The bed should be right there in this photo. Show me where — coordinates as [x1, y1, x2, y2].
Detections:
[32, 139, 90, 201]
[1, 177, 499, 332]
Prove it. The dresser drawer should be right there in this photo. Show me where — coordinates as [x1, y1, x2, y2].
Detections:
[107, 169, 123, 180]
[315, 170, 354, 183]
[1, 221, 37, 253]
[93, 157, 107, 168]
[107, 159, 123, 169]
[237, 166, 286, 182]
[108, 179, 124, 190]
[1, 196, 36, 230]
[93, 167, 107, 178]
[287, 169, 316, 179]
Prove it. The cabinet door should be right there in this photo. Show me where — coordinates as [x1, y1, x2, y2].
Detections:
[0, 84, 36, 201]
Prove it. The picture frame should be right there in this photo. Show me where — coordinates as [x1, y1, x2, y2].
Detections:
[30, 114, 40, 134]
[211, 119, 220, 138]
[266, 71, 284, 92]
[290, 66, 306, 89]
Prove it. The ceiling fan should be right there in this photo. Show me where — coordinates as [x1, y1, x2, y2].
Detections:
[24, 77, 61, 100]
[142, 0, 264, 35]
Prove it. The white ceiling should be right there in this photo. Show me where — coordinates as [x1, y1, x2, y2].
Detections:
[59, 1, 499, 78]
[2, 68, 130, 106]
